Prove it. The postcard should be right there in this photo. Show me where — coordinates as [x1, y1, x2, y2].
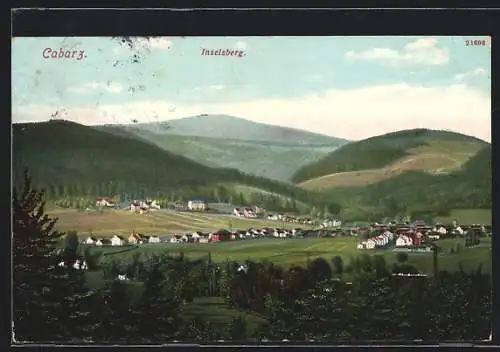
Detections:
[12, 35, 492, 344]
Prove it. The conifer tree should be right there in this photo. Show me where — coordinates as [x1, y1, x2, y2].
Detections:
[12, 169, 97, 343]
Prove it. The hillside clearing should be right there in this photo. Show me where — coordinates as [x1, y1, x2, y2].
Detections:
[298, 134, 485, 190]
[299, 141, 484, 191]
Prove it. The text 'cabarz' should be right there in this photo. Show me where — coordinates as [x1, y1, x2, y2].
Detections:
[42, 48, 87, 61]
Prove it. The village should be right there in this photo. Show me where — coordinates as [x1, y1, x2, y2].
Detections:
[87, 196, 492, 252]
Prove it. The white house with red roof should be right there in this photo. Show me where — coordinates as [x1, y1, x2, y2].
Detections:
[96, 197, 115, 207]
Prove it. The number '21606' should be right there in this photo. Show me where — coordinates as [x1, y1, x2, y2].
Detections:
[465, 39, 487, 47]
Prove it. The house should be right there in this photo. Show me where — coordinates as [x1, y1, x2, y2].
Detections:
[396, 235, 413, 247]
[453, 226, 465, 235]
[433, 226, 447, 235]
[145, 199, 161, 210]
[130, 201, 146, 214]
[243, 208, 256, 218]
[85, 236, 98, 245]
[170, 235, 183, 243]
[117, 274, 129, 281]
[365, 239, 376, 249]
[267, 214, 279, 221]
[96, 197, 115, 207]
[148, 235, 161, 244]
[128, 233, 141, 244]
[357, 242, 365, 249]
[188, 200, 206, 211]
[191, 232, 202, 243]
[73, 259, 88, 270]
[111, 235, 125, 246]
[128, 232, 149, 244]
[96, 238, 111, 246]
[234, 208, 245, 217]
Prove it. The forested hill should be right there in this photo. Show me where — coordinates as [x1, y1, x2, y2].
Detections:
[12, 120, 330, 210]
[292, 128, 488, 184]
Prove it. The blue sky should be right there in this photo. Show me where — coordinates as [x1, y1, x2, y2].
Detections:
[12, 36, 491, 141]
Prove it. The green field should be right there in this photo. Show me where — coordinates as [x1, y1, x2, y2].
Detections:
[87, 236, 491, 274]
[435, 209, 491, 225]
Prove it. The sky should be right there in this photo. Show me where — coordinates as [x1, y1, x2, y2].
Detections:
[12, 36, 491, 141]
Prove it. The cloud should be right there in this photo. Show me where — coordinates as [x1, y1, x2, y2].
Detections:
[235, 41, 248, 51]
[14, 83, 490, 142]
[345, 37, 449, 66]
[305, 74, 323, 82]
[454, 67, 488, 81]
[68, 82, 123, 94]
[209, 85, 226, 91]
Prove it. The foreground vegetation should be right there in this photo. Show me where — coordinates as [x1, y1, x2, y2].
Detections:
[13, 172, 492, 344]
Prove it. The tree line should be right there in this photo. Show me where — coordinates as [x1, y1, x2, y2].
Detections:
[36, 179, 340, 215]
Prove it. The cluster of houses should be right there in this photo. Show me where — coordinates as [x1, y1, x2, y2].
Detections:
[266, 213, 317, 225]
[95, 197, 162, 214]
[58, 259, 88, 270]
[129, 199, 161, 214]
[95, 197, 116, 207]
[81, 226, 312, 248]
[234, 207, 258, 218]
[187, 200, 207, 211]
[356, 220, 490, 250]
[83, 233, 162, 246]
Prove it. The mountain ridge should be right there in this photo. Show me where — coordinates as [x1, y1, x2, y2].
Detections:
[99, 114, 349, 145]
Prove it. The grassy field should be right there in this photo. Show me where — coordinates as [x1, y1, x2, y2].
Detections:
[435, 209, 491, 225]
[86, 236, 491, 274]
[298, 140, 484, 191]
[49, 208, 311, 236]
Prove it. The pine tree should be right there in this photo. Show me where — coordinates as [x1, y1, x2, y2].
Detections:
[12, 170, 97, 343]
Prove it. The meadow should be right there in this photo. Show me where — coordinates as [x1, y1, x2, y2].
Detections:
[48, 208, 312, 236]
[86, 236, 492, 275]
